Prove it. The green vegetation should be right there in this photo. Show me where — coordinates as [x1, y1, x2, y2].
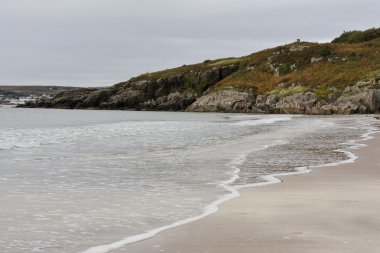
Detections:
[277, 63, 291, 76]
[217, 36, 380, 95]
[332, 27, 380, 43]
[315, 87, 330, 100]
[364, 70, 380, 81]
[313, 45, 332, 57]
[131, 57, 246, 82]
[208, 58, 243, 67]
[268, 85, 310, 98]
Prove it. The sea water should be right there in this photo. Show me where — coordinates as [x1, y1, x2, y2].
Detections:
[0, 106, 375, 253]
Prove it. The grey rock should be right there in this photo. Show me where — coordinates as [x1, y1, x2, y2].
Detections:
[255, 95, 265, 105]
[327, 86, 338, 93]
[311, 57, 323, 64]
[275, 92, 318, 114]
[187, 90, 256, 113]
[246, 65, 255, 71]
[266, 94, 279, 105]
[334, 90, 380, 114]
[130, 80, 151, 90]
[327, 94, 337, 103]
[289, 45, 305, 52]
[143, 92, 196, 111]
[255, 94, 279, 113]
[31, 64, 239, 111]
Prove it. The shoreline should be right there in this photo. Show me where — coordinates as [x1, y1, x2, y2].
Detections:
[81, 118, 379, 253]
[119, 124, 380, 253]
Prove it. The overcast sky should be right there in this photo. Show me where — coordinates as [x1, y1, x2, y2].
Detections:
[0, 0, 379, 87]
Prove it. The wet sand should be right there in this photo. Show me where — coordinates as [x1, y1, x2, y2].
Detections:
[119, 131, 380, 253]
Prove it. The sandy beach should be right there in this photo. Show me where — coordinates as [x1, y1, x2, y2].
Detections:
[120, 131, 380, 253]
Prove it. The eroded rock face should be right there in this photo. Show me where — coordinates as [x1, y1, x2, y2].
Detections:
[28, 65, 239, 111]
[31, 88, 97, 109]
[255, 94, 279, 112]
[275, 92, 318, 114]
[142, 92, 196, 111]
[255, 86, 380, 115]
[187, 90, 256, 113]
[256, 92, 319, 114]
[326, 89, 380, 114]
[21, 65, 380, 115]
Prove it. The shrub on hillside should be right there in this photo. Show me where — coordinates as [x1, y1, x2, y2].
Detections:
[268, 85, 310, 98]
[313, 45, 332, 57]
[277, 63, 291, 76]
[332, 27, 380, 43]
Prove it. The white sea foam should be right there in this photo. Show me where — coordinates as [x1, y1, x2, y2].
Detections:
[234, 116, 292, 126]
[80, 141, 288, 253]
[236, 122, 379, 190]
[80, 119, 379, 253]
[0, 115, 292, 151]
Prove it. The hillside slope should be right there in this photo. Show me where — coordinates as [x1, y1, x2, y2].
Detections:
[0, 86, 78, 98]
[22, 28, 380, 114]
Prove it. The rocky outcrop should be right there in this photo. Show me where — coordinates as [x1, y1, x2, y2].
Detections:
[187, 90, 256, 113]
[189, 83, 379, 114]
[310, 81, 380, 114]
[28, 88, 97, 109]
[23, 76, 380, 114]
[275, 92, 318, 114]
[25, 79, 380, 114]
[255, 94, 279, 112]
[318, 86, 380, 114]
[142, 92, 196, 111]
[333, 91, 379, 114]
[255, 83, 380, 115]
[26, 64, 239, 111]
[256, 92, 319, 114]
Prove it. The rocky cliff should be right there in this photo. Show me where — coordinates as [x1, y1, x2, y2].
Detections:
[24, 64, 239, 111]
[255, 80, 380, 114]
[22, 28, 380, 114]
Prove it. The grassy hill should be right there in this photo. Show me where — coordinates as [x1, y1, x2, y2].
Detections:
[133, 29, 380, 98]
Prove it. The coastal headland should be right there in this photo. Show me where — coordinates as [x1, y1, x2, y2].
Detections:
[21, 28, 380, 115]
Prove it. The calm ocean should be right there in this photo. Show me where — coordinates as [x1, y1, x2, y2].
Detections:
[0, 106, 374, 253]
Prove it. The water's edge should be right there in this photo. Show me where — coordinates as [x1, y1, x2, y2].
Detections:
[81, 121, 379, 253]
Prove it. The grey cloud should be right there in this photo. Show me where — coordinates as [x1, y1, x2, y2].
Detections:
[0, 0, 379, 86]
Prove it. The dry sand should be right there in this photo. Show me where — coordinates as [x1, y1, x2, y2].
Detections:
[119, 132, 380, 253]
